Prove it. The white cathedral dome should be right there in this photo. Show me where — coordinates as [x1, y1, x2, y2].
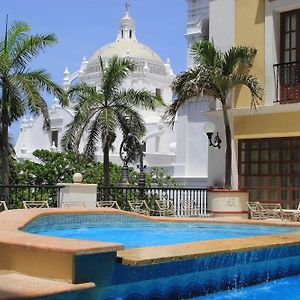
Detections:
[85, 8, 167, 77]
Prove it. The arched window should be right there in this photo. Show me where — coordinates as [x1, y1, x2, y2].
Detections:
[129, 30, 132, 39]
[121, 30, 124, 38]
[51, 130, 58, 147]
[201, 18, 209, 40]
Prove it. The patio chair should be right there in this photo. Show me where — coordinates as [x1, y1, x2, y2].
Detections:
[22, 200, 49, 209]
[247, 202, 264, 220]
[128, 200, 150, 215]
[96, 201, 121, 210]
[61, 201, 86, 208]
[155, 199, 176, 216]
[258, 203, 283, 220]
[0, 201, 8, 211]
[280, 202, 300, 221]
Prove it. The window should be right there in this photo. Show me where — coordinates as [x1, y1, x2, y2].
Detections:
[156, 88, 161, 97]
[51, 130, 58, 148]
[239, 137, 300, 209]
[278, 9, 300, 102]
[281, 10, 299, 64]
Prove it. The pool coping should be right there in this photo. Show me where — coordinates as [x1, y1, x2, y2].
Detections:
[0, 271, 95, 300]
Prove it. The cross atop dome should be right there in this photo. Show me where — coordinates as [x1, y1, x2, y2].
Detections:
[125, 2, 130, 15]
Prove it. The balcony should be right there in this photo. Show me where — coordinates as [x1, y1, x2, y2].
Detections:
[274, 61, 300, 103]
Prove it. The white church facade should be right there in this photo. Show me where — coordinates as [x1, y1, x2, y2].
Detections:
[15, 1, 211, 187]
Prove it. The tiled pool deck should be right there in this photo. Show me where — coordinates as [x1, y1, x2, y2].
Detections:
[1, 208, 300, 299]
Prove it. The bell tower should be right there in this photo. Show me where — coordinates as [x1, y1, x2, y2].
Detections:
[173, 0, 210, 187]
[116, 2, 137, 42]
[185, 0, 209, 67]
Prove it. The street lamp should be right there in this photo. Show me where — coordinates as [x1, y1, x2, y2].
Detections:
[119, 133, 146, 189]
[203, 122, 222, 149]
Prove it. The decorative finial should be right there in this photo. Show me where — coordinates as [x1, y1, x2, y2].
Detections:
[125, 2, 130, 15]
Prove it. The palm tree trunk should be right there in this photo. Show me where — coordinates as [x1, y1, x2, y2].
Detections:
[103, 143, 110, 201]
[1, 85, 10, 206]
[221, 101, 232, 189]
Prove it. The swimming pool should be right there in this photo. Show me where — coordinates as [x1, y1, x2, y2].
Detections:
[13, 211, 300, 299]
[32, 222, 299, 248]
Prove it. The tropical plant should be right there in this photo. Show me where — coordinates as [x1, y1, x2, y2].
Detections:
[0, 19, 66, 205]
[165, 40, 263, 188]
[62, 55, 164, 188]
[7, 150, 176, 208]
[10, 150, 176, 187]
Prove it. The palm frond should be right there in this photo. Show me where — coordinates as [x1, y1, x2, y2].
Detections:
[230, 74, 263, 108]
[115, 105, 146, 137]
[101, 56, 136, 99]
[191, 40, 221, 68]
[10, 33, 57, 71]
[118, 89, 164, 110]
[84, 117, 101, 160]
[99, 108, 117, 149]
[0, 84, 25, 124]
[6, 21, 30, 52]
[17, 69, 67, 106]
[222, 46, 257, 75]
[61, 100, 98, 152]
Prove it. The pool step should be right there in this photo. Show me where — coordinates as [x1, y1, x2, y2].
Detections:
[0, 270, 95, 299]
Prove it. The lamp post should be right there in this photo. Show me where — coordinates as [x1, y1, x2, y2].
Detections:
[203, 122, 222, 149]
[119, 137, 132, 187]
[119, 133, 146, 192]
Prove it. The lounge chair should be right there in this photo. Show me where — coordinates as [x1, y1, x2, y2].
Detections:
[22, 200, 49, 209]
[258, 203, 283, 220]
[128, 200, 150, 215]
[155, 199, 176, 216]
[280, 202, 300, 221]
[0, 201, 8, 211]
[247, 202, 264, 219]
[258, 202, 298, 220]
[249, 202, 299, 221]
[96, 201, 120, 210]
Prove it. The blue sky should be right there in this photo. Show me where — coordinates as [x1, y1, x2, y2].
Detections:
[1, 0, 187, 143]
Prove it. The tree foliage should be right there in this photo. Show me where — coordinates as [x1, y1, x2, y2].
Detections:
[9, 150, 176, 188]
[0, 19, 66, 205]
[62, 56, 164, 188]
[165, 40, 263, 188]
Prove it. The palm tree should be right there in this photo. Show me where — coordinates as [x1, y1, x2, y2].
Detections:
[62, 56, 164, 189]
[0, 19, 66, 205]
[165, 40, 263, 188]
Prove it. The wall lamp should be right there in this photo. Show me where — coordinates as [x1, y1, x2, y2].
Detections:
[203, 122, 222, 149]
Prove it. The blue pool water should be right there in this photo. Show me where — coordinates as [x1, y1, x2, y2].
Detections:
[35, 222, 299, 248]
[192, 274, 300, 299]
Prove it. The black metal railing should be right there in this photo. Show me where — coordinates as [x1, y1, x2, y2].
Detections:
[97, 186, 208, 216]
[274, 61, 300, 103]
[0, 185, 64, 209]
